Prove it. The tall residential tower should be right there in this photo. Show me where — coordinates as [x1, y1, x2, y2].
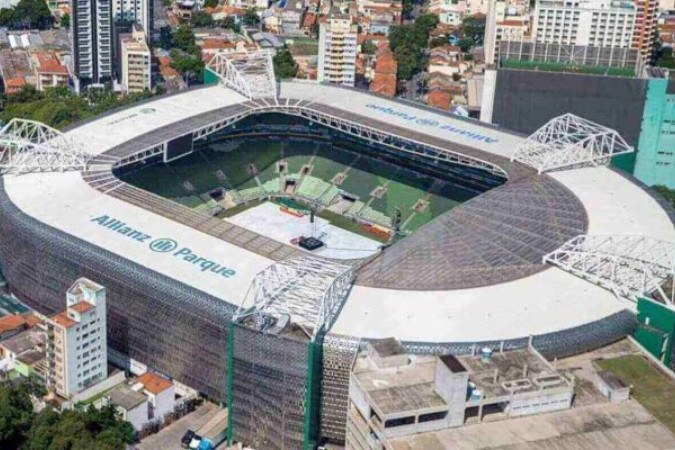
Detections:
[72, 0, 113, 89]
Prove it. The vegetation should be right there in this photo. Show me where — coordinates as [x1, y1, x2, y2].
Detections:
[190, 10, 214, 27]
[1, 85, 157, 129]
[273, 45, 297, 79]
[653, 185, 675, 209]
[243, 7, 259, 27]
[0, 378, 134, 450]
[0, 0, 54, 30]
[655, 47, 675, 70]
[166, 26, 205, 84]
[389, 14, 439, 80]
[222, 16, 240, 33]
[59, 12, 70, 29]
[361, 40, 378, 56]
[597, 355, 675, 434]
[203, 0, 218, 7]
[457, 16, 485, 52]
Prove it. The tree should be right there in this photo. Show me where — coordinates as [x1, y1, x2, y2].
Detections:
[654, 185, 675, 209]
[22, 404, 134, 450]
[60, 12, 69, 29]
[361, 40, 378, 56]
[0, 381, 34, 449]
[460, 15, 485, 47]
[273, 45, 297, 79]
[243, 7, 259, 27]
[13, 0, 54, 29]
[203, 0, 217, 7]
[172, 25, 198, 54]
[388, 16, 438, 80]
[158, 25, 173, 49]
[191, 10, 214, 27]
[414, 13, 439, 37]
[222, 15, 240, 32]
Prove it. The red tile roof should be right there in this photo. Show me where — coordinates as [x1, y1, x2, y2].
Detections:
[137, 372, 173, 395]
[0, 315, 27, 335]
[35, 52, 68, 75]
[51, 311, 77, 329]
[70, 301, 93, 314]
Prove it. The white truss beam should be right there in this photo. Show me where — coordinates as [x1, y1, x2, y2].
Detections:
[234, 255, 354, 340]
[544, 235, 675, 304]
[207, 50, 277, 99]
[511, 113, 633, 174]
[0, 119, 91, 174]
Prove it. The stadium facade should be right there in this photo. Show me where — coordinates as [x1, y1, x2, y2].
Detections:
[0, 68, 673, 448]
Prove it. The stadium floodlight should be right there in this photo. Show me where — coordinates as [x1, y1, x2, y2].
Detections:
[206, 50, 277, 100]
[544, 235, 675, 304]
[0, 119, 91, 174]
[511, 113, 633, 174]
[234, 255, 354, 340]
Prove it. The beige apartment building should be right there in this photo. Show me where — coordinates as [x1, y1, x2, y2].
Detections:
[45, 278, 108, 399]
[121, 25, 152, 93]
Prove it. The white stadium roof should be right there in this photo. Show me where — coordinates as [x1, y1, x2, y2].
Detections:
[3, 82, 674, 343]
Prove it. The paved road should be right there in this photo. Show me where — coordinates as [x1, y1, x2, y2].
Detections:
[137, 402, 221, 450]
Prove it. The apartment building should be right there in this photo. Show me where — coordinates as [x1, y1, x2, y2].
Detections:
[318, 13, 358, 86]
[72, 0, 113, 88]
[45, 278, 108, 399]
[120, 25, 151, 93]
[533, 0, 636, 48]
[113, 0, 152, 37]
[632, 0, 657, 59]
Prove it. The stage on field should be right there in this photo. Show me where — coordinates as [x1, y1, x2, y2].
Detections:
[225, 201, 381, 260]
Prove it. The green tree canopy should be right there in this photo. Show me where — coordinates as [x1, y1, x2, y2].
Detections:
[243, 7, 259, 27]
[273, 45, 297, 79]
[361, 40, 378, 55]
[388, 14, 439, 80]
[191, 10, 214, 27]
[60, 12, 69, 29]
[203, 0, 217, 7]
[0, 0, 54, 29]
[172, 25, 199, 54]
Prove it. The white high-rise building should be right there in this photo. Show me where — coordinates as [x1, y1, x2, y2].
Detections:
[113, 0, 152, 38]
[318, 13, 358, 86]
[72, 0, 113, 88]
[121, 25, 152, 93]
[533, 0, 636, 48]
[46, 279, 108, 399]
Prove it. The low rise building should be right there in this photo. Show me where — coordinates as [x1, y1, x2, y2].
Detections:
[32, 52, 70, 91]
[370, 45, 397, 96]
[103, 371, 176, 431]
[44, 278, 108, 399]
[347, 339, 574, 449]
[0, 313, 40, 342]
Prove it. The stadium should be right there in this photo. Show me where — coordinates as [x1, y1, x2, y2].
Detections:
[0, 52, 673, 449]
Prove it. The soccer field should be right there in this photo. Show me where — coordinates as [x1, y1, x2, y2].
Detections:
[119, 138, 478, 236]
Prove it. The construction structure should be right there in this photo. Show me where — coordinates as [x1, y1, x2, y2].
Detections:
[347, 339, 574, 449]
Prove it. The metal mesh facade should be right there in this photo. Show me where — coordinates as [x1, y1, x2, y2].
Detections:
[401, 309, 636, 359]
[228, 323, 313, 449]
[0, 177, 235, 401]
[320, 333, 361, 444]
